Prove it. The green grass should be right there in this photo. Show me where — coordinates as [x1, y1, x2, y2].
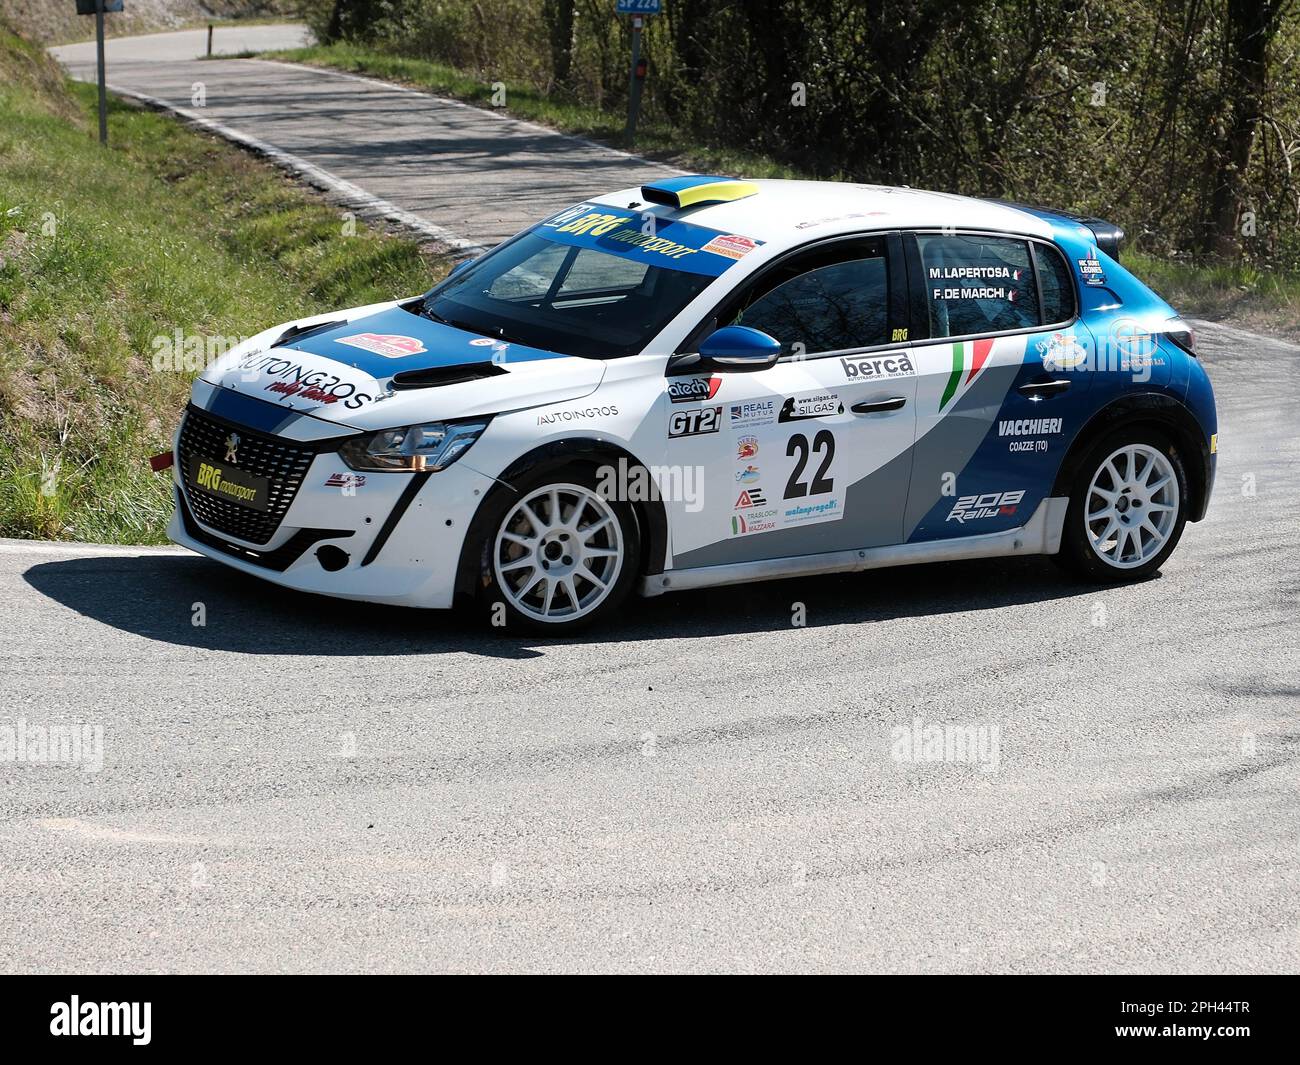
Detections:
[0, 25, 445, 544]
[1125, 250, 1300, 338]
[264, 42, 808, 181]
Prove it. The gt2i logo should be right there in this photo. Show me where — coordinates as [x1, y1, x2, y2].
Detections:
[946, 490, 1025, 524]
[784, 431, 835, 499]
[668, 406, 722, 438]
[668, 376, 722, 403]
[840, 353, 916, 381]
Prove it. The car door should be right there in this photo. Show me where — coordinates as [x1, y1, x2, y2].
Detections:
[664, 233, 919, 570]
[901, 231, 1094, 542]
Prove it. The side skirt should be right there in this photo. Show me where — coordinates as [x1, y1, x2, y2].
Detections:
[639, 497, 1069, 598]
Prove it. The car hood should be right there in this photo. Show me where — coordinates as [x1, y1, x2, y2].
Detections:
[197, 301, 606, 431]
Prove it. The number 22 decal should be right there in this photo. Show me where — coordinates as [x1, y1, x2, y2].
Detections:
[785, 430, 835, 499]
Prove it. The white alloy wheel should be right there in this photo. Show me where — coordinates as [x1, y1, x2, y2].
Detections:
[492, 483, 626, 623]
[1084, 443, 1180, 570]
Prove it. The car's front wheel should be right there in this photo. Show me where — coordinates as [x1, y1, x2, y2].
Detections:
[475, 466, 640, 633]
[1056, 427, 1190, 582]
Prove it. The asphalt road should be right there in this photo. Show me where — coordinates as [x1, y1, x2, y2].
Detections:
[3, 317, 1297, 973]
[50, 25, 678, 249]
[7, 30, 1296, 974]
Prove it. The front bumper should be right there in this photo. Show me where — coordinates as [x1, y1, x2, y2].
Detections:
[168, 434, 494, 609]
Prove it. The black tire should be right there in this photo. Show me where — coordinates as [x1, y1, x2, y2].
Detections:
[1055, 426, 1189, 582]
[471, 462, 641, 634]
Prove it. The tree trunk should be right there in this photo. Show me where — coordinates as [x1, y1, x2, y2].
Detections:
[1205, 0, 1286, 258]
[543, 0, 577, 95]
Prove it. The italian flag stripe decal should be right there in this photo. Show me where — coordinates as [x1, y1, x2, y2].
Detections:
[941, 342, 966, 411]
[940, 338, 996, 412]
[967, 337, 994, 383]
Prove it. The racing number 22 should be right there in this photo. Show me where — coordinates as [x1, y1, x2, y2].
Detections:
[785, 431, 835, 499]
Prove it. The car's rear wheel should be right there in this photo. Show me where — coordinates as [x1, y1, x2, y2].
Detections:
[1056, 427, 1189, 582]
[476, 466, 640, 633]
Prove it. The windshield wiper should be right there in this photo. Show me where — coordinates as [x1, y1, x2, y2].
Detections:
[447, 317, 530, 347]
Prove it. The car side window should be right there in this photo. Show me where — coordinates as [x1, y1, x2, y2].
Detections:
[917, 234, 1040, 338]
[1034, 241, 1077, 325]
[729, 247, 890, 356]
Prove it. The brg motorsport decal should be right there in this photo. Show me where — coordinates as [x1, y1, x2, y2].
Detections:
[538, 203, 764, 278]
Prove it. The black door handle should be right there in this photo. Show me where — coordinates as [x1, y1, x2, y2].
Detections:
[1017, 379, 1071, 397]
[851, 396, 907, 414]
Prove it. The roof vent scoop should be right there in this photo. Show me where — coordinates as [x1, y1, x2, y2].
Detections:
[640, 176, 759, 210]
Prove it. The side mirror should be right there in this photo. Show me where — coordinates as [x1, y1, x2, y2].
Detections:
[697, 325, 782, 372]
[448, 257, 477, 278]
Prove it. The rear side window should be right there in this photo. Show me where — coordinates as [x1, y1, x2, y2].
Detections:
[1034, 242, 1077, 325]
[917, 234, 1040, 338]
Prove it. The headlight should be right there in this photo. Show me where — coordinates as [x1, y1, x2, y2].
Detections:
[339, 418, 490, 472]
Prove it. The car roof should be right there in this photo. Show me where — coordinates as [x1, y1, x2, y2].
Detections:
[592, 178, 1056, 249]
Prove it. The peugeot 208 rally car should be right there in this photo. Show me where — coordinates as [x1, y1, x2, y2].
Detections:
[167, 176, 1217, 631]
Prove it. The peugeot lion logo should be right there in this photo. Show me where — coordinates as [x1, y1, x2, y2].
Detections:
[224, 433, 240, 463]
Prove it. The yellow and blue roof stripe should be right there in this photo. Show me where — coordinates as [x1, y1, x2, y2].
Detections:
[639, 175, 759, 210]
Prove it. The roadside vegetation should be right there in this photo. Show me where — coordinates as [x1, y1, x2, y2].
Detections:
[0, 20, 442, 543]
[288, 1, 1300, 337]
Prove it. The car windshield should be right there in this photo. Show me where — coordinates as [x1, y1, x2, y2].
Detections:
[421, 230, 717, 359]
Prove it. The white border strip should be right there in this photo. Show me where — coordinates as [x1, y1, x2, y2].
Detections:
[107, 83, 490, 254]
[0, 539, 184, 557]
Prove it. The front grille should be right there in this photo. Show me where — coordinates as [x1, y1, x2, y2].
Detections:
[178, 406, 316, 545]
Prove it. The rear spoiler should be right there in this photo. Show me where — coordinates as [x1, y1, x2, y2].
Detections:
[985, 199, 1125, 261]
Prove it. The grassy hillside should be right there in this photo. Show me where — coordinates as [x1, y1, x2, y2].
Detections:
[0, 21, 442, 543]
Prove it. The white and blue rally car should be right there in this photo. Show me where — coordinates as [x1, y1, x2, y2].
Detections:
[168, 177, 1218, 631]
